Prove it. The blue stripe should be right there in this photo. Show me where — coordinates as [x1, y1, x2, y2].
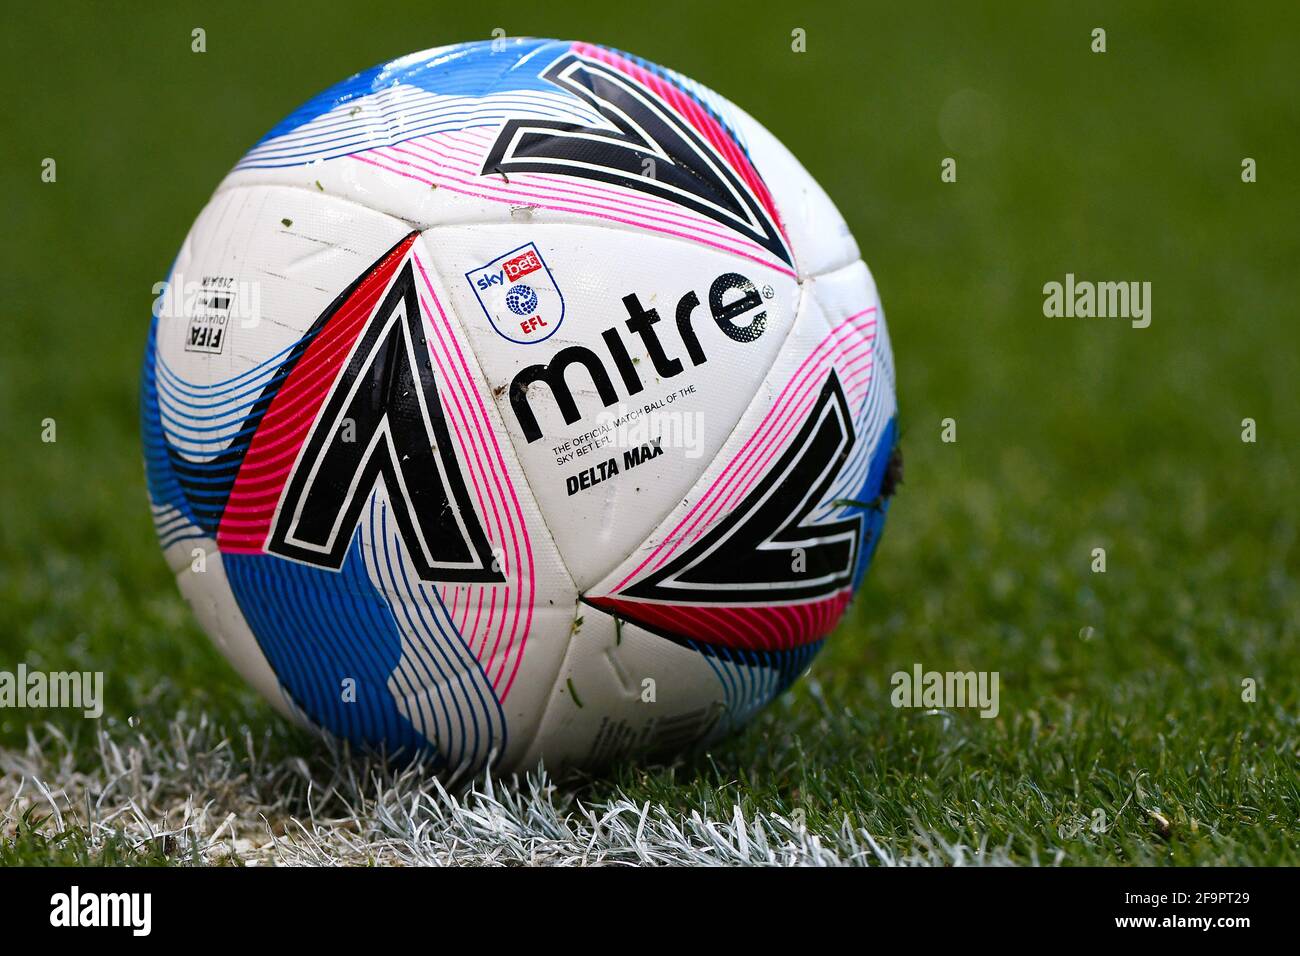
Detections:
[142, 303, 318, 537]
[370, 497, 505, 774]
[152, 337, 298, 396]
[252, 39, 573, 147]
[225, 534, 435, 762]
[245, 97, 599, 159]
[141, 316, 200, 527]
[155, 360, 280, 413]
[686, 638, 825, 730]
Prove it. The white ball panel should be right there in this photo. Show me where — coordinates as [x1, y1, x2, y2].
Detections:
[418, 221, 800, 589]
[516, 606, 731, 770]
[726, 105, 861, 280]
[157, 185, 414, 392]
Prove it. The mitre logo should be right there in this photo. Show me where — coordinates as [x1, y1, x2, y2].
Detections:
[508, 270, 770, 444]
[466, 241, 565, 344]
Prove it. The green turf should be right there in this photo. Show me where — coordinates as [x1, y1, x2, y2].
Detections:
[2, 1, 1297, 865]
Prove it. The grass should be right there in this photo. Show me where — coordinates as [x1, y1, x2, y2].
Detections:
[2, 1, 1298, 864]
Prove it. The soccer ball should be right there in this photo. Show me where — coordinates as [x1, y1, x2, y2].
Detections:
[143, 39, 899, 778]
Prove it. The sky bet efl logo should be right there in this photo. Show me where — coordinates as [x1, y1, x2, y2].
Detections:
[466, 242, 565, 344]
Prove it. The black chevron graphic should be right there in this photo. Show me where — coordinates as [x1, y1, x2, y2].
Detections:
[267, 257, 503, 583]
[621, 372, 861, 603]
[481, 52, 791, 264]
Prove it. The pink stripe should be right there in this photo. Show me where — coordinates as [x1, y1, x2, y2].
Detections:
[408, 132, 763, 246]
[392, 141, 769, 255]
[414, 255, 536, 699]
[416, 267, 522, 670]
[418, 289, 515, 683]
[591, 589, 851, 651]
[468, 589, 484, 656]
[839, 362, 876, 399]
[384, 139, 780, 264]
[419, 290, 509, 569]
[351, 154, 795, 280]
[416, 286, 512, 661]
